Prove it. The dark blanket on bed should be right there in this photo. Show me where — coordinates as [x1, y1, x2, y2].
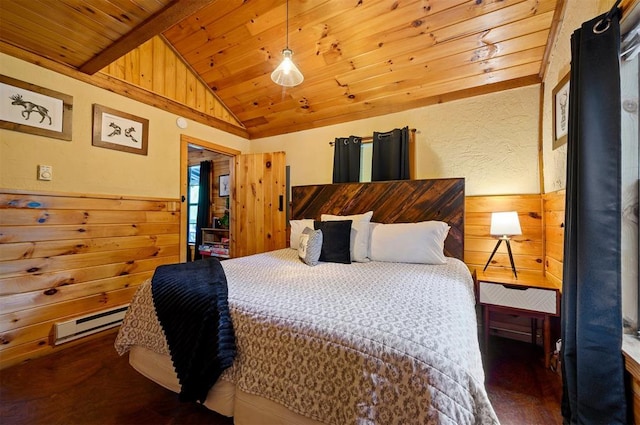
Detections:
[151, 258, 235, 403]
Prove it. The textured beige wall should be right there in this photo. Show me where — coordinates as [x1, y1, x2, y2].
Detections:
[0, 54, 250, 198]
[251, 85, 541, 197]
[542, 0, 609, 192]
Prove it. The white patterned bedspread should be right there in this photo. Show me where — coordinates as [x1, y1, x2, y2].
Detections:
[116, 249, 498, 425]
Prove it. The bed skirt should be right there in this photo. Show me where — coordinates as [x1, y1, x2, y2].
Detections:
[129, 345, 325, 425]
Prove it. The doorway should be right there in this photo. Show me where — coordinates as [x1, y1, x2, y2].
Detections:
[179, 135, 241, 262]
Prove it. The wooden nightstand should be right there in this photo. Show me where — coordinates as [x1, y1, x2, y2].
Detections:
[477, 269, 561, 369]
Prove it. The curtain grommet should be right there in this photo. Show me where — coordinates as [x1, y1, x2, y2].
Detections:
[593, 18, 611, 34]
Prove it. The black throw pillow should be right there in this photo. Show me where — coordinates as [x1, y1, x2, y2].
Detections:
[314, 220, 352, 264]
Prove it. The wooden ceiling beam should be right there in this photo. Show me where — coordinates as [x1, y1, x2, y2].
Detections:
[247, 73, 542, 139]
[79, 0, 212, 75]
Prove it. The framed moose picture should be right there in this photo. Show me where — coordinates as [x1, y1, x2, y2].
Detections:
[0, 75, 73, 141]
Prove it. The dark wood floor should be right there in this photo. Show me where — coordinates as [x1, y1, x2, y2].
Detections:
[484, 336, 563, 424]
[0, 332, 562, 424]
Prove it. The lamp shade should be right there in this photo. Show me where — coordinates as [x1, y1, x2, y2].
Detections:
[490, 211, 522, 236]
[271, 48, 304, 87]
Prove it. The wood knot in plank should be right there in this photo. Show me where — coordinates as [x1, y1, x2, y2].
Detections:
[298, 98, 310, 110]
[320, 24, 329, 38]
[44, 288, 58, 296]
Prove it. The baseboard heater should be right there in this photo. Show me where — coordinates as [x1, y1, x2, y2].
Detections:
[54, 304, 129, 345]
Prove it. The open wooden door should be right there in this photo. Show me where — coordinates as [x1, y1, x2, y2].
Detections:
[179, 135, 240, 262]
[231, 151, 287, 258]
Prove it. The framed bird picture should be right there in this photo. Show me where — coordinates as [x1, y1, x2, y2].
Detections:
[92, 104, 148, 155]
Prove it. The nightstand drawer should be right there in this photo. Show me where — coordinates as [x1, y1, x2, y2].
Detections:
[479, 281, 558, 314]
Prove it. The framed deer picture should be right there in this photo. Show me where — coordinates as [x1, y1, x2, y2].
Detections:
[0, 75, 73, 141]
[92, 104, 149, 156]
[552, 71, 570, 150]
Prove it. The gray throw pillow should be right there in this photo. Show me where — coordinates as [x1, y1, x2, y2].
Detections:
[298, 227, 323, 266]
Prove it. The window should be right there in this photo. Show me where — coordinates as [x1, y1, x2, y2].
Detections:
[359, 143, 372, 182]
[187, 165, 200, 244]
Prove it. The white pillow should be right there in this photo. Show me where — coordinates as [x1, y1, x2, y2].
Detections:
[321, 211, 373, 262]
[369, 221, 450, 264]
[298, 227, 323, 266]
[289, 219, 314, 249]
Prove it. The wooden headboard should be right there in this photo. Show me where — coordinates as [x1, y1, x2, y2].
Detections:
[291, 178, 465, 260]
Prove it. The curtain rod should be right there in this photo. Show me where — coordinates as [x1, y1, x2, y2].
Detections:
[329, 128, 416, 146]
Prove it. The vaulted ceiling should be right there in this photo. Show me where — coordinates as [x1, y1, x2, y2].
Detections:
[0, 0, 563, 139]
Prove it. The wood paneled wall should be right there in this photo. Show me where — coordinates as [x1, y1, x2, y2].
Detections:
[0, 190, 180, 369]
[101, 36, 242, 129]
[543, 190, 565, 286]
[465, 195, 544, 274]
[464, 191, 565, 281]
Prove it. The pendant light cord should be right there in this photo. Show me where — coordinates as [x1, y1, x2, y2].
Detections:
[286, 0, 289, 49]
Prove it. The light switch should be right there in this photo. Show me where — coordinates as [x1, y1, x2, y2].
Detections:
[38, 165, 52, 181]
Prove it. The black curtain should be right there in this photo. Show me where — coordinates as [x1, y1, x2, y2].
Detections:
[186, 174, 193, 262]
[561, 8, 626, 424]
[332, 136, 361, 183]
[371, 126, 409, 181]
[193, 160, 212, 261]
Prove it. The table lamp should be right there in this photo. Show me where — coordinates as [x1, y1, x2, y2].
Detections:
[483, 211, 522, 278]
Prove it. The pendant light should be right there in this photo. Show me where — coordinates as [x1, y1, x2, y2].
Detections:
[271, 0, 304, 87]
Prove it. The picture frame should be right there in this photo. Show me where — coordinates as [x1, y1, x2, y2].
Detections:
[219, 174, 230, 197]
[92, 104, 148, 155]
[0, 75, 73, 141]
[552, 72, 570, 150]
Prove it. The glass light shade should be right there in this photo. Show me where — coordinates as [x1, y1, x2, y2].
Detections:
[271, 48, 304, 87]
[490, 211, 522, 237]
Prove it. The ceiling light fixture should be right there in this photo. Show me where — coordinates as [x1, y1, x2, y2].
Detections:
[271, 0, 303, 87]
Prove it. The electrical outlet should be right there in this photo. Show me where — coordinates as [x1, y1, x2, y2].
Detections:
[38, 165, 52, 181]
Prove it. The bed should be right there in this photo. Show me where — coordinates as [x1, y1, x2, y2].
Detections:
[115, 178, 499, 425]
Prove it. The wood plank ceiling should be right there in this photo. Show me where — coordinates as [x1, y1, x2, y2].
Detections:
[0, 0, 562, 139]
